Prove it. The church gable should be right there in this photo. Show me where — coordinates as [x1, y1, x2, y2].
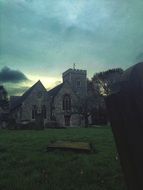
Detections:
[22, 81, 47, 121]
[24, 81, 47, 102]
[10, 80, 48, 122]
[10, 80, 47, 111]
[49, 82, 83, 127]
[53, 82, 79, 113]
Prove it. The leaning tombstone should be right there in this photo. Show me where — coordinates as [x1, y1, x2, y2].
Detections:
[106, 62, 143, 190]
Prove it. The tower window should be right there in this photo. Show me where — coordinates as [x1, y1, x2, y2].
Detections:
[77, 80, 81, 87]
[63, 94, 71, 111]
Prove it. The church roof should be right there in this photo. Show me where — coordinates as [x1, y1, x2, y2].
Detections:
[47, 83, 63, 97]
[10, 80, 45, 110]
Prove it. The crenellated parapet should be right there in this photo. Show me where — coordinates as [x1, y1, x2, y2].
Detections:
[63, 69, 86, 78]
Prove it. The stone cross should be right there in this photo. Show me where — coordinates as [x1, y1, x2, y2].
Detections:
[73, 63, 76, 70]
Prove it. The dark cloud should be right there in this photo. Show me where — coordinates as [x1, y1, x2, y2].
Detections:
[1, 0, 143, 77]
[0, 66, 29, 83]
[7, 86, 29, 96]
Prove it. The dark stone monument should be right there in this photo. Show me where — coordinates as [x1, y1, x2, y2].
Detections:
[106, 62, 143, 190]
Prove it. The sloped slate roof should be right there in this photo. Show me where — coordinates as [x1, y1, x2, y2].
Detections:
[47, 83, 63, 97]
[10, 80, 44, 110]
[10, 96, 20, 110]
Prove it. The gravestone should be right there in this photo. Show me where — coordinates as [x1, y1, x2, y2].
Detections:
[106, 62, 143, 190]
[47, 141, 93, 153]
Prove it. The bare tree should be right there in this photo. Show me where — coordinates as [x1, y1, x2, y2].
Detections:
[92, 68, 124, 96]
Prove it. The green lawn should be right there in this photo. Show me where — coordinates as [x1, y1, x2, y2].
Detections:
[0, 127, 126, 190]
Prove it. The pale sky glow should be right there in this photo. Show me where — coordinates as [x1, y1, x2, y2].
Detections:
[27, 74, 62, 89]
[0, 0, 143, 95]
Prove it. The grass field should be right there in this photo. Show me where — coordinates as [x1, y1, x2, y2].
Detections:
[0, 127, 126, 190]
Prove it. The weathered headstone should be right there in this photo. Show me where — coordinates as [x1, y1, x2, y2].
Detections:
[106, 62, 143, 190]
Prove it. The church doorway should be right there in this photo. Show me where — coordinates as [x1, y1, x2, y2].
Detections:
[64, 115, 71, 126]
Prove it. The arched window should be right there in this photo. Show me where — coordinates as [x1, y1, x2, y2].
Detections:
[42, 105, 46, 119]
[63, 94, 71, 111]
[32, 105, 37, 119]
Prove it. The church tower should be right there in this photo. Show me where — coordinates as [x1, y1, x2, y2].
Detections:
[62, 68, 87, 98]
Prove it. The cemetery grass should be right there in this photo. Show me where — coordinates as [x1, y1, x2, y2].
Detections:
[0, 127, 126, 190]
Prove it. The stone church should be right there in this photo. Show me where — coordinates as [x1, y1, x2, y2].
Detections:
[10, 68, 87, 127]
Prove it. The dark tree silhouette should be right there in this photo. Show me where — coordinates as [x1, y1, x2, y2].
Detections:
[92, 68, 124, 96]
[0, 86, 9, 111]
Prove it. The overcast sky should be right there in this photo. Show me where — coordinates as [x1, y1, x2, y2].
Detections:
[0, 0, 143, 95]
